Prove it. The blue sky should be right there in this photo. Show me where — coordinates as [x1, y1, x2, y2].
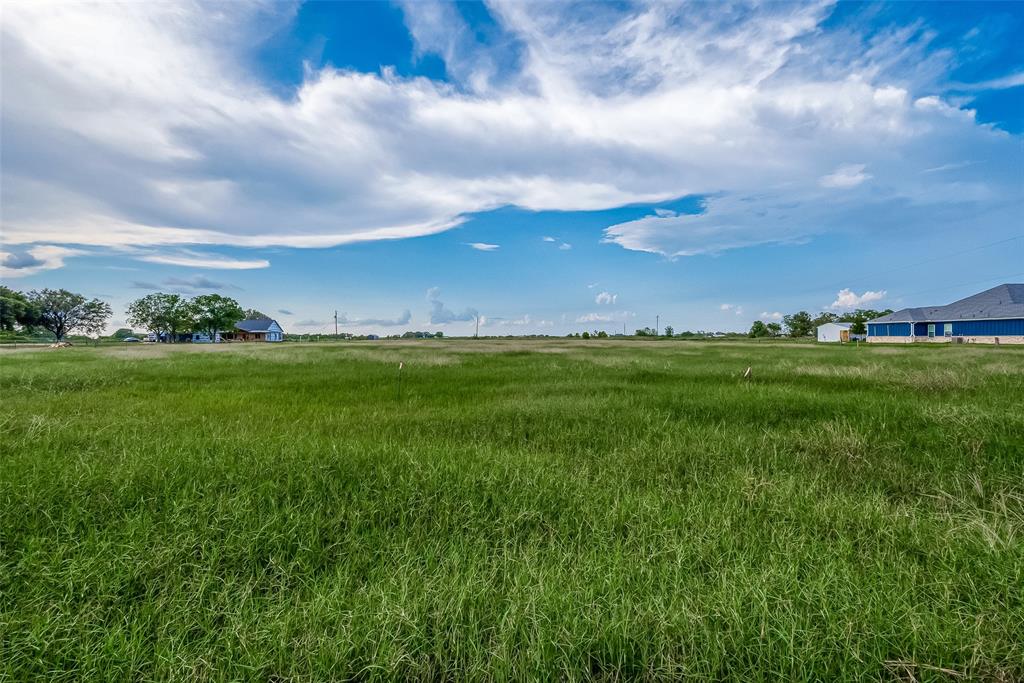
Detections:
[1, 0, 1022, 335]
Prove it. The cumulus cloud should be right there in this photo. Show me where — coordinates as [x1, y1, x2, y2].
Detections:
[542, 236, 557, 242]
[595, 291, 617, 305]
[760, 311, 783, 320]
[466, 242, 500, 251]
[829, 288, 887, 310]
[558, 243, 572, 250]
[0, 0, 1018, 268]
[426, 287, 477, 324]
[485, 314, 553, 327]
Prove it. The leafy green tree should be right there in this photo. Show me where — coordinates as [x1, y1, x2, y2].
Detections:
[581, 331, 591, 339]
[663, 325, 674, 337]
[434, 331, 443, 338]
[783, 311, 814, 337]
[812, 312, 838, 328]
[188, 294, 244, 338]
[26, 289, 112, 341]
[0, 286, 39, 331]
[112, 328, 135, 339]
[127, 293, 192, 342]
[749, 320, 770, 338]
[597, 330, 608, 338]
[634, 327, 656, 336]
[244, 309, 271, 320]
[766, 322, 782, 337]
[850, 317, 867, 335]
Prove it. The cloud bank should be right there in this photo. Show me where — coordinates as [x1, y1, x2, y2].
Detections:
[1, 0, 1019, 271]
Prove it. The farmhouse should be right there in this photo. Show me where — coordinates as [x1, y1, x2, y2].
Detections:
[816, 322, 864, 343]
[231, 318, 285, 342]
[867, 283, 1024, 344]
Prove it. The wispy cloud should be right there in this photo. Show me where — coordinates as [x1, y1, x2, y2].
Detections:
[278, 309, 294, 316]
[466, 242, 500, 252]
[542, 236, 557, 242]
[137, 250, 269, 270]
[595, 291, 617, 305]
[558, 243, 572, 250]
[0, 245, 84, 278]
[338, 310, 412, 327]
[819, 164, 872, 189]
[760, 311, 783, 321]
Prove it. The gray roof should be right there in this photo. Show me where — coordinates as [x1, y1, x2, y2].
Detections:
[235, 318, 280, 333]
[869, 284, 1024, 323]
[819, 322, 853, 329]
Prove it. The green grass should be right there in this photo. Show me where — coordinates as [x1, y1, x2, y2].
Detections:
[1, 340, 1022, 681]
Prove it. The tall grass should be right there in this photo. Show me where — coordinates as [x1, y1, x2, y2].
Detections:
[1, 340, 1022, 681]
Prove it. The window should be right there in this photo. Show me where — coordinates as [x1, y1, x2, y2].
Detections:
[927, 324, 935, 338]
[944, 323, 952, 337]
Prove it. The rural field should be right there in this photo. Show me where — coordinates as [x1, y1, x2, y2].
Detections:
[1, 340, 1022, 681]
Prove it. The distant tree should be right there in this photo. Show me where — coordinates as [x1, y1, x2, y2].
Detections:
[597, 330, 608, 338]
[810, 312, 837, 328]
[434, 331, 443, 338]
[634, 327, 656, 336]
[766, 322, 782, 337]
[188, 294, 244, 339]
[783, 311, 814, 337]
[112, 328, 135, 339]
[26, 289, 111, 341]
[243, 309, 271, 320]
[581, 331, 591, 339]
[749, 320, 770, 338]
[127, 293, 191, 342]
[663, 325, 674, 337]
[0, 286, 39, 331]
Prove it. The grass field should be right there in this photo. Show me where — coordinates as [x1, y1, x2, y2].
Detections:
[1, 340, 1022, 681]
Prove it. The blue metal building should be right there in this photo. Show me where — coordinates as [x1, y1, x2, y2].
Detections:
[867, 284, 1024, 344]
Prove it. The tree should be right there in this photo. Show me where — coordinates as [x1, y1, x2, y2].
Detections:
[188, 294, 243, 338]
[749, 320, 770, 338]
[663, 325, 674, 337]
[634, 327, 656, 336]
[127, 293, 191, 342]
[112, 328, 135, 339]
[0, 286, 39, 331]
[783, 311, 814, 338]
[26, 289, 112, 341]
[766, 322, 782, 337]
[811, 312, 838, 328]
[434, 331, 443, 338]
[244, 309, 271, 320]
[581, 331, 591, 339]
[596, 330, 608, 338]
[850, 317, 867, 335]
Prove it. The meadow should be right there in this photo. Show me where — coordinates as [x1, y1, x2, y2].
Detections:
[1, 339, 1022, 681]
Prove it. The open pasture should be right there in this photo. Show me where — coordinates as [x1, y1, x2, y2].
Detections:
[1, 340, 1022, 681]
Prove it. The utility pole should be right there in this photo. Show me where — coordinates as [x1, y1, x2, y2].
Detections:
[475, 314, 480, 338]
[656, 315, 659, 337]
[334, 310, 338, 337]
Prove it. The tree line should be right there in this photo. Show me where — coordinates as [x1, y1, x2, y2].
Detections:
[1, 287, 265, 342]
[1, 287, 112, 341]
[749, 308, 893, 338]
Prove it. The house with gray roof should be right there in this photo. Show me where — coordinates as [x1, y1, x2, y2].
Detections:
[867, 284, 1024, 344]
[231, 318, 285, 342]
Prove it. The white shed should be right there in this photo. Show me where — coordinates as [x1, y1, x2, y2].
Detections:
[817, 322, 853, 343]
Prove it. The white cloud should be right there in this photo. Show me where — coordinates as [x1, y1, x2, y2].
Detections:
[595, 291, 617, 305]
[466, 242, 500, 251]
[0, 0, 1018, 269]
[586, 282, 599, 289]
[542, 236, 557, 242]
[136, 250, 270, 269]
[338, 310, 413, 327]
[720, 303, 734, 311]
[426, 287, 477, 324]
[819, 163, 872, 189]
[0, 245, 84, 278]
[760, 311, 783, 320]
[576, 313, 612, 323]
[829, 288, 887, 311]
[558, 242, 572, 250]
[486, 314, 553, 327]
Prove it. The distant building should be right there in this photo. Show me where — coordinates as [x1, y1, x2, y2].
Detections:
[867, 284, 1024, 344]
[232, 319, 285, 342]
[366, 334, 380, 340]
[817, 322, 859, 343]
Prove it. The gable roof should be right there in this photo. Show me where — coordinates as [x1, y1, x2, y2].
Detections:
[869, 284, 1024, 323]
[819, 322, 852, 329]
[235, 318, 281, 333]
